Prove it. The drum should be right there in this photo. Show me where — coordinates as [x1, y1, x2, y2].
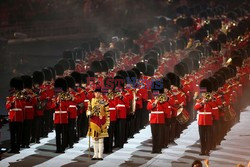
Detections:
[176, 107, 190, 125]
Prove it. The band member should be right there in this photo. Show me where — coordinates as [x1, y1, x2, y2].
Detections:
[65, 76, 78, 148]
[32, 71, 46, 143]
[21, 75, 37, 148]
[71, 71, 86, 139]
[87, 88, 109, 160]
[114, 75, 128, 148]
[194, 79, 214, 156]
[54, 78, 69, 153]
[147, 80, 171, 153]
[6, 77, 25, 153]
[42, 68, 54, 137]
[103, 77, 117, 153]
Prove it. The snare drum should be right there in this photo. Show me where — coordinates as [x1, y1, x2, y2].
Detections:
[176, 107, 190, 125]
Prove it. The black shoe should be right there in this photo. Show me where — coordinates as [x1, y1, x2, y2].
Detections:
[36, 141, 41, 144]
[69, 145, 73, 148]
[97, 158, 103, 160]
[91, 158, 98, 160]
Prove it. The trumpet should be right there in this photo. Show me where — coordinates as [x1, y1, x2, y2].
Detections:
[14, 91, 26, 100]
[58, 92, 73, 101]
[107, 92, 114, 100]
[204, 93, 213, 101]
[156, 94, 168, 103]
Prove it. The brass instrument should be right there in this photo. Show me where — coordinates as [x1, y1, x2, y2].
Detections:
[204, 93, 212, 101]
[107, 92, 114, 100]
[14, 91, 26, 100]
[156, 93, 168, 103]
[58, 92, 73, 101]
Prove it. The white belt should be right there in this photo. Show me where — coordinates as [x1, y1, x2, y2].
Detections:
[10, 108, 22, 111]
[151, 111, 164, 114]
[55, 111, 67, 114]
[69, 105, 77, 108]
[212, 107, 218, 110]
[84, 100, 89, 102]
[198, 111, 212, 115]
[25, 106, 33, 109]
[109, 108, 116, 110]
[117, 104, 125, 107]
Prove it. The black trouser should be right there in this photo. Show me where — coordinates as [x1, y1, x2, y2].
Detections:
[187, 99, 194, 122]
[170, 117, 176, 142]
[163, 118, 171, 148]
[22, 119, 33, 147]
[43, 110, 50, 137]
[32, 116, 42, 142]
[128, 114, 135, 138]
[151, 124, 163, 153]
[104, 121, 116, 153]
[55, 124, 68, 152]
[68, 118, 76, 147]
[9, 122, 23, 152]
[212, 120, 219, 148]
[142, 101, 148, 127]
[48, 109, 54, 132]
[116, 119, 126, 148]
[135, 109, 141, 133]
[198, 125, 212, 154]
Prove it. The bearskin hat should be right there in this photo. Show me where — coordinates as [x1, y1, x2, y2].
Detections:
[208, 76, 219, 92]
[174, 63, 185, 77]
[46, 67, 56, 80]
[58, 58, 70, 71]
[64, 76, 75, 89]
[114, 75, 125, 88]
[182, 58, 193, 73]
[145, 64, 155, 77]
[166, 72, 177, 86]
[42, 68, 53, 82]
[132, 67, 141, 79]
[136, 62, 146, 74]
[91, 61, 102, 73]
[68, 59, 75, 71]
[200, 79, 213, 93]
[163, 77, 171, 90]
[116, 70, 128, 82]
[214, 74, 225, 87]
[100, 60, 109, 72]
[71, 71, 81, 85]
[10, 77, 23, 90]
[54, 63, 64, 76]
[32, 71, 44, 86]
[54, 78, 68, 92]
[148, 58, 158, 69]
[81, 73, 89, 84]
[21, 75, 32, 89]
[104, 57, 115, 69]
